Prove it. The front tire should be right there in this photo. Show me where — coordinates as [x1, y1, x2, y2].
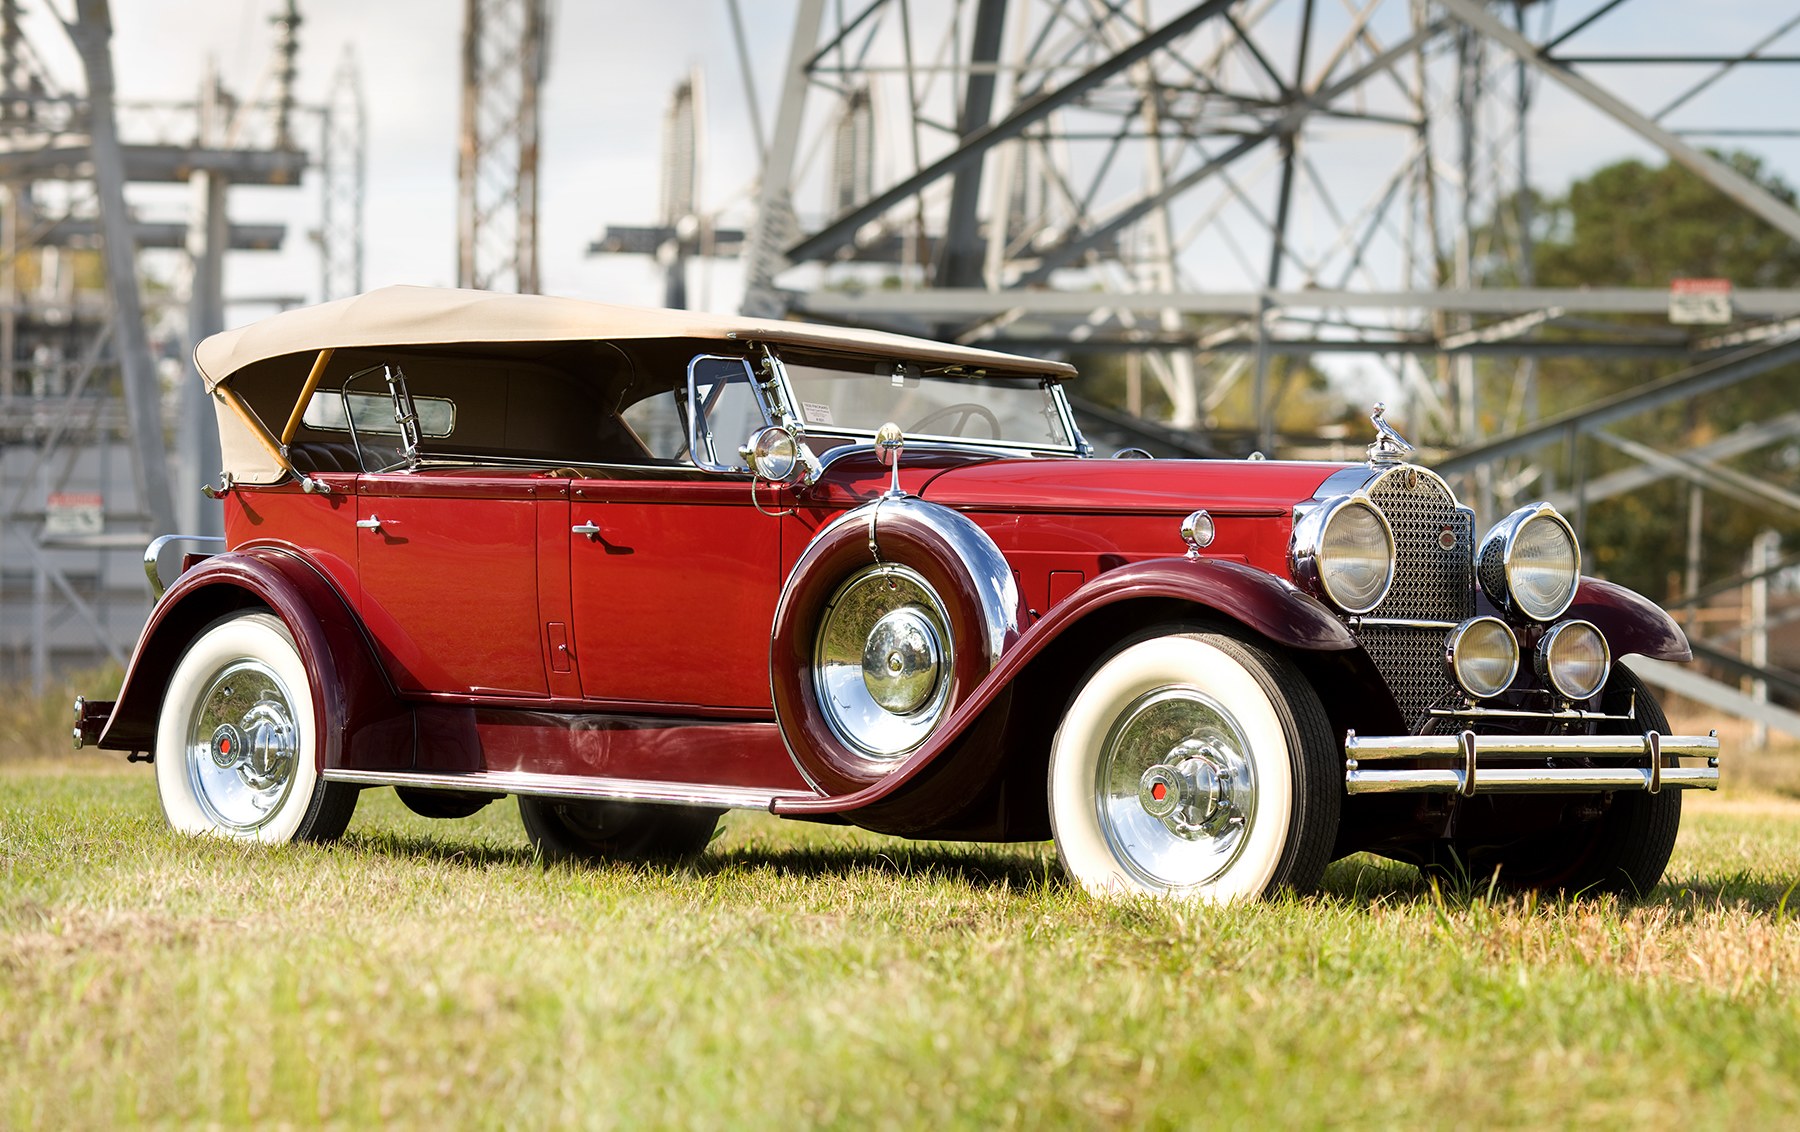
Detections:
[518, 797, 722, 864]
[1447, 667, 1682, 898]
[1048, 628, 1339, 901]
[154, 611, 357, 843]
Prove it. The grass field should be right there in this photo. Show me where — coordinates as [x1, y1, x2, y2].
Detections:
[4, 693, 1800, 1127]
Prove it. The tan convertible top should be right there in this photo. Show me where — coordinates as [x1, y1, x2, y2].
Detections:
[196, 285, 1076, 390]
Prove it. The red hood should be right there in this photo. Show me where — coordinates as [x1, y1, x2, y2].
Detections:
[918, 456, 1350, 515]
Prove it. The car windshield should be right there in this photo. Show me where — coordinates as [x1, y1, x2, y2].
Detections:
[782, 361, 1075, 451]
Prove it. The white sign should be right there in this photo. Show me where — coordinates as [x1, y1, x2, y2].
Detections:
[45, 491, 102, 537]
[1669, 278, 1733, 325]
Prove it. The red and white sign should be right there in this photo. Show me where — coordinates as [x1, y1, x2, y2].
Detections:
[1669, 278, 1733, 325]
[45, 491, 102, 536]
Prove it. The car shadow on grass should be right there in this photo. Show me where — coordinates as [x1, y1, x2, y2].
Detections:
[694, 843, 1062, 892]
[331, 828, 1798, 915]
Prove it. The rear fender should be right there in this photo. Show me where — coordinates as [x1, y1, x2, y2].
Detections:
[774, 556, 1359, 823]
[98, 548, 411, 771]
[1569, 577, 1691, 662]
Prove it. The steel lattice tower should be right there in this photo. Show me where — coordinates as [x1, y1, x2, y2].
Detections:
[457, 0, 547, 293]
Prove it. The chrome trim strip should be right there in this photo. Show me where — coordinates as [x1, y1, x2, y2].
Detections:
[1427, 705, 1634, 723]
[1346, 766, 1718, 795]
[1345, 731, 1719, 762]
[1355, 617, 1460, 630]
[320, 768, 814, 810]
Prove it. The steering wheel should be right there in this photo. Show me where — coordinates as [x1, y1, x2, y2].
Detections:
[908, 402, 1002, 439]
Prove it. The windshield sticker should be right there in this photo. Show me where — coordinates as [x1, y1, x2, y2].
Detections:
[803, 401, 834, 425]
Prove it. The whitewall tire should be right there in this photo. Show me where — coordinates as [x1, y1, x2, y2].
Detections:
[1049, 629, 1338, 902]
[154, 611, 357, 843]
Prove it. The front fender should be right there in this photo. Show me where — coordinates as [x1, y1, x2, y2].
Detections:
[773, 555, 1355, 819]
[98, 548, 411, 771]
[1569, 576, 1691, 662]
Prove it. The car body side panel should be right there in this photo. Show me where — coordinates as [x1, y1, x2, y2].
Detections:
[567, 477, 782, 708]
[356, 472, 547, 697]
[773, 555, 1358, 817]
[411, 705, 809, 791]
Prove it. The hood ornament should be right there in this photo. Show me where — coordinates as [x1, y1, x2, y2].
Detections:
[1367, 403, 1415, 467]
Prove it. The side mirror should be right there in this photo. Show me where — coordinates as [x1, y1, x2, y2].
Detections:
[743, 425, 806, 485]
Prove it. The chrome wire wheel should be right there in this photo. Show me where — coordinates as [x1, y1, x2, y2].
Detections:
[1049, 629, 1338, 902]
[155, 611, 357, 844]
[183, 658, 300, 833]
[1096, 686, 1257, 889]
[812, 563, 955, 760]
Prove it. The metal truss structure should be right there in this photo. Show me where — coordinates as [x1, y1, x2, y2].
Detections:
[457, 0, 546, 293]
[734, 0, 1800, 733]
[0, 0, 339, 689]
[744, 1, 1800, 436]
[588, 70, 747, 309]
[318, 47, 367, 301]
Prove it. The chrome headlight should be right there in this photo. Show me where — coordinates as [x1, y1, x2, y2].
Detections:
[1292, 497, 1395, 616]
[1478, 503, 1580, 621]
[1536, 620, 1611, 701]
[1444, 617, 1519, 699]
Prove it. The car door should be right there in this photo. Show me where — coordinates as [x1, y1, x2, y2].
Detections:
[565, 356, 783, 709]
[356, 470, 548, 698]
[566, 475, 781, 709]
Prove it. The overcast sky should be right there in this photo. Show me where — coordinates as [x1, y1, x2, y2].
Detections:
[22, 1, 1800, 326]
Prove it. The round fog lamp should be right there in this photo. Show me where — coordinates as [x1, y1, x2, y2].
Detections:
[1444, 616, 1519, 699]
[1536, 619, 1611, 701]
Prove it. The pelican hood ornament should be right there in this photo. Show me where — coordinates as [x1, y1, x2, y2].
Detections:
[1367, 402, 1415, 466]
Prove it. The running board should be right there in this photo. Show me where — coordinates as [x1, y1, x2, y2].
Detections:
[320, 768, 816, 811]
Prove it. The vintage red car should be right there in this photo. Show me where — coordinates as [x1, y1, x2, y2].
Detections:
[74, 286, 1719, 900]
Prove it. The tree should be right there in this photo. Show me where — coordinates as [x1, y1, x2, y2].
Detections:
[1491, 152, 1800, 599]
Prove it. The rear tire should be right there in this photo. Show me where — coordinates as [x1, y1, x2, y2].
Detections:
[1048, 628, 1339, 902]
[154, 611, 357, 843]
[1446, 667, 1682, 898]
[518, 797, 722, 864]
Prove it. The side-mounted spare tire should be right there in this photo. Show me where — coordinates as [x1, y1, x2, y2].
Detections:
[770, 495, 1021, 811]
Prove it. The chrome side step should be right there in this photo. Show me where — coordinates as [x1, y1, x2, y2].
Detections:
[321, 767, 816, 811]
[1344, 729, 1720, 796]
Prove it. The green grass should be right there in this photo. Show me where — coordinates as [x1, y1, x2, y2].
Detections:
[3, 756, 1799, 1129]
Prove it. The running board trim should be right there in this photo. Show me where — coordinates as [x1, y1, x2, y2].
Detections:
[321, 767, 816, 811]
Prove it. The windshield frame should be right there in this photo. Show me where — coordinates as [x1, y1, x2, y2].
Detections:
[763, 348, 1085, 459]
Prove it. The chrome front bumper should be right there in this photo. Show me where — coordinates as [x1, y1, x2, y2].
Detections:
[1344, 729, 1720, 796]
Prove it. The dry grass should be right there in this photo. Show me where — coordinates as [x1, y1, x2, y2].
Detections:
[2, 680, 1798, 1127]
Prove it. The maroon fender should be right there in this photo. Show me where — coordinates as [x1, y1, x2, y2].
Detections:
[771, 496, 1022, 799]
[773, 554, 1356, 817]
[1568, 576, 1692, 662]
[97, 547, 413, 771]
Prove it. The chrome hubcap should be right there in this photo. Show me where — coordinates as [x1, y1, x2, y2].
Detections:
[185, 659, 299, 831]
[1098, 687, 1257, 888]
[862, 606, 942, 713]
[814, 564, 954, 759]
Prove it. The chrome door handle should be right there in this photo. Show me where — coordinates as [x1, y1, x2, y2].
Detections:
[571, 520, 601, 541]
[355, 516, 385, 532]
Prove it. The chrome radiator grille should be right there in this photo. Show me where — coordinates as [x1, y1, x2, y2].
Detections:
[1361, 467, 1476, 729]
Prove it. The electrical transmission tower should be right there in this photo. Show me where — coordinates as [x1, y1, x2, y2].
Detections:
[741, 0, 1800, 734]
[587, 69, 746, 309]
[0, 0, 311, 687]
[317, 47, 366, 300]
[458, 0, 547, 292]
[745, 0, 1800, 453]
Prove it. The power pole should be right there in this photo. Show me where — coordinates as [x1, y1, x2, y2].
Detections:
[457, 0, 547, 292]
